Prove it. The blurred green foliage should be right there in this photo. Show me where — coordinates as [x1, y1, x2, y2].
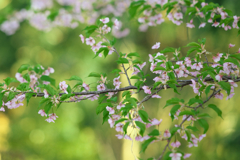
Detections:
[0, 0, 240, 160]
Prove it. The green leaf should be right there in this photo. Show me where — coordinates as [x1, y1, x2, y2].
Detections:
[122, 91, 131, 98]
[186, 126, 199, 132]
[96, 103, 112, 115]
[114, 118, 128, 125]
[25, 93, 34, 106]
[205, 85, 213, 96]
[0, 92, 4, 106]
[135, 121, 146, 137]
[83, 25, 98, 37]
[163, 151, 172, 160]
[185, 130, 191, 142]
[134, 81, 144, 91]
[18, 64, 30, 73]
[88, 72, 101, 78]
[198, 113, 211, 118]
[188, 98, 203, 106]
[132, 59, 143, 64]
[186, 42, 200, 47]
[130, 75, 141, 79]
[44, 102, 52, 114]
[153, 67, 165, 71]
[140, 137, 157, 153]
[187, 47, 198, 56]
[127, 52, 140, 57]
[164, 98, 184, 108]
[102, 109, 109, 125]
[170, 127, 181, 137]
[170, 105, 181, 121]
[208, 104, 223, 118]
[179, 110, 195, 116]
[224, 57, 240, 67]
[4, 77, 18, 86]
[129, 0, 145, 19]
[44, 85, 56, 96]
[39, 97, 51, 108]
[218, 81, 231, 95]
[197, 119, 209, 133]
[66, 76, 83, 83]
[47, 10, 59, 21]
[40, 75, 56, 86]
[110, 38, 116, 46]
[123, 122, 130, 134]
[161, 47, 175, 53]
[229, 53, 240, 61]
[116, 58, 129, 64]
[148, 129, 160, 136]
[138, 110, 150, 123]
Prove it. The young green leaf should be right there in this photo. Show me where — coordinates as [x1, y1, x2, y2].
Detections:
[138, 110, 150, 123]
[197, 119, 209, 133]
[208, 104, 223, 118]
[135, 121, 146, 137]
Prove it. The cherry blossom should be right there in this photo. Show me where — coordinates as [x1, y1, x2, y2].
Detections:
[163, 129, 171, 138]
[86, 37, 95, 46]
[59, 81, 68, 94]
[79, 34, 85, 43]
[106, 106, 115, 114]
[169, 153, 182, 160]
[97, 83, 106, 91]
[152, 42, 161, 49]
[38, 109, 47, 117]
[100, 17, 110, 24]
[142, 86, 151, 94]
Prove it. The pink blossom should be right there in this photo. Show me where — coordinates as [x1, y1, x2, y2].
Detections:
[45, 117, 55, 123]
[164, 129, 171, 138]
[198, 134, 206, 141]
[152, 42, 161, 49]
[212, 21, 219, 27]
[191, 62, 203, 70]
[38, 109, 47, 117]
[86, 37, 95, 46]
[116, 134, 124, 139]
[113, 76, 121, 89]
[100, 17, 110, 23]
[114, 19, 120, 29]
[43, 89, 49, 98]
[169, 153, 182, 160]
[117, 102, 125, 110]
[49, 113, 58, 120]
[15, 73, 27, 83]
[142, 86, 151, 94]
[0, 106, 5, 112]
[226, 93, 234, 100]
[171, 141, 181, 148]
[82, 82, 90, 91]
[208, 18, 213, 23]
[59, 81, 68, 94]
[152, 94, 161, 98]
[79, 34, 84, 43]
[102, 24, 111, 34]
[186, 19, 195, 28]
[106, 106, 115, 114]
[108, 118, 115, 128]
[115, 123, 124, 132]
[199, 22, 206, 28]
[174, 12, 183, 20]
[215, 92, 224, 99]
[184, 57, 192, 67]
[183, 153, 192, 159]
[97, 83, 106, 91]
[212, 53, 223, 62]
[229, 43, 235, 48]
[182, 134, 188, 140]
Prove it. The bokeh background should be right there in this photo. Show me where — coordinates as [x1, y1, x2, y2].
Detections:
[0, 0, 240, 160]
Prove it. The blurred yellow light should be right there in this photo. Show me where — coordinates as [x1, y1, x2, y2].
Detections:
[0, 0, 11, 10]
